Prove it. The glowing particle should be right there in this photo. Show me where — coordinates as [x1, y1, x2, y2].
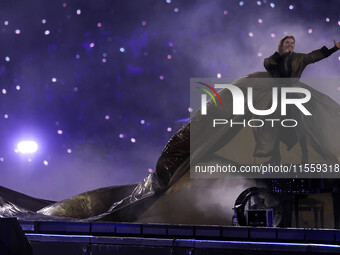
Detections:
[148, 168, 153, 173]
[188, 107, 193, 112]
[174, 8, 179, 12]
[308, 28, 313, 34]
[168, 42, 174, 47]
[249, 32, 254, 37]
[258, 19, 263, 24]
[166, 0, 171, 3]
[4, 21, 8, 25]
[15, 29, 21, 34]
[76, 54, 80, 59]
[326, 18, 330, 22]
[142, 21, 147, 26]
[4, 114, 8, 119]
[105, 115, 110, 120]
[102, 58, 107, 63]
[5, 56, 10, 62]
[140, 120, 145, 124]
[224, 10, 228, 15]
[67, 149, 72, 153]
[44, 30, 50, 35]
[2, 89, 6, 94]
[76, 9, 81, 15]
[258, 52, 263, 57]
[289, 5, 294, 10]
[167, 127, 172, 132]
[103, 53, 107, 57]
[90, 42, 95, 48]
[120, 47, 125, 52]
[16, 85, 20, 90]
[239, 1, 244, 6]
[62, 3, 67, 7]
[159, 75, 164, 80]
[271, 33, 276, 38]
[28, 158, 32, 162]
[338, 21, 340, 26]
[42, 19, 46, 24]
[57, 130, 63, 134]
[17, 141, 38, 154]
[119, 134, 124, 138]
[131, 138, 136, 143]
[73, 87, 78, 92]
[257, 1, 262, 6]
[51, 77, 57, 82]
[43, 160, 48, 166]
[167, 55, 172, 59]
[0, 157, 4, 162]
[217, 73, 222, 78]
[338, 56, 340, 61]
[270, 2, 275, 8]
[97, 22, 102, 27]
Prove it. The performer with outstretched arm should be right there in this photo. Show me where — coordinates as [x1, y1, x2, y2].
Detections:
[263, 36, 339, 164]
[150, 36, 340, 193]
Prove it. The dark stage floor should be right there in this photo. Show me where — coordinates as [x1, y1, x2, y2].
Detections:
[17, 220, 340, 254]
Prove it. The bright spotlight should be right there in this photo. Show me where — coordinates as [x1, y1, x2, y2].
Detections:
[17, 141, 38, 154]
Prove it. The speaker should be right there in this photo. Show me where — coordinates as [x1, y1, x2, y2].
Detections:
[246, 209, 273, 227]
[0, 218, 32, 255]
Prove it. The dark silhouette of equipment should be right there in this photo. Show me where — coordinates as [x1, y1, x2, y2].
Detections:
[234, 187, 282, 227]
[0, 218, 32, 255]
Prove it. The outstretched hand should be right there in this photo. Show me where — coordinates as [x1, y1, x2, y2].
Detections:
[334, 40, 340, 49]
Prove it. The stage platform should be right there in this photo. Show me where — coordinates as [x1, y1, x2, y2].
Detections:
[17, 221, 340, 254]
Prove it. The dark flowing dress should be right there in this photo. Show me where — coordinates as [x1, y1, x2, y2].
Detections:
[0, 46, 339, 224]
[151, 45, 340, 189]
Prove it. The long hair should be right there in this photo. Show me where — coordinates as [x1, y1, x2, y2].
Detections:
[277, 35, 295, 54]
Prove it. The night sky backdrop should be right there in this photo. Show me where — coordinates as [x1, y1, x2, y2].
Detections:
[0, 0, 339, 200]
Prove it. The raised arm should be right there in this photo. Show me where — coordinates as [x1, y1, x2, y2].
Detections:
[304, 40, 339, 65]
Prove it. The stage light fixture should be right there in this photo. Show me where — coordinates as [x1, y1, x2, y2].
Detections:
[17, 141, 38, 154]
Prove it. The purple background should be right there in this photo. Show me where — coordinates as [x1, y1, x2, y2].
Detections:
[0, 0, 339, 200]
